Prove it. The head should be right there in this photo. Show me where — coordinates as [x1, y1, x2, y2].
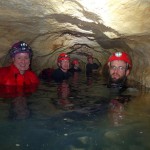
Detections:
[57, 53, 70, 72]
[87, 55, 93, 64]
[72, 59, 79, 68]
[107, 52, 132, 84]
[10, 41, 32, 74]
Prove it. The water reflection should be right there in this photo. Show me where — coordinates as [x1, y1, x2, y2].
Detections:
[9, 96, 30, 120]
[108, 95, 130, 126]
[86, 77, 93, 86]
[0, 75, 150, 150]
[0, 84, 38, 120]
[86, 74, 100, 86]
[71, 72, 80, 86]
[55, 81, 74, 110]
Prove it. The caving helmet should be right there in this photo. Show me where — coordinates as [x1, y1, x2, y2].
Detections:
[57, 53, 70, 63]
[9, 41, 32, 58]
[72, 59, 79, 65]
[108, 52, 132, 69]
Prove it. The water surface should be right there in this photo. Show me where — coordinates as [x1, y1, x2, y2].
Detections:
[0, 73, 150, 150]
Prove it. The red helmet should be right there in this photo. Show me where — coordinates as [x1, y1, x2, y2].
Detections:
[108, 52, 132, 68]
[72, 59, 79, 65]
[57, 53, 70, 62]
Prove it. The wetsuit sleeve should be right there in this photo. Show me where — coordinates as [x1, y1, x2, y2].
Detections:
[93, 63, 99, 69]
[39, 68, 54, 81]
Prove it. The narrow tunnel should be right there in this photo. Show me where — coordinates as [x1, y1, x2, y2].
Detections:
[0, 0, 150, 87]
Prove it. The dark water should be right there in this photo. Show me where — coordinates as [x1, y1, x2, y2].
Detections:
[0, 73, 150, 150]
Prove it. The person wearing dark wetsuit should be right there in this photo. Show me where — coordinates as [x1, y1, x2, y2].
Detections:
[52, 68, 71, 82]
[52, 53, 72, 83]
[86, 55, 99, 77]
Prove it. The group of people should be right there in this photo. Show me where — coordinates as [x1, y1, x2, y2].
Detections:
[40, 52, 101, 82]
[0, 40, 132, 98]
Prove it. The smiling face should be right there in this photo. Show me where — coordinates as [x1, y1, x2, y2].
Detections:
[87, 57, 93, 64]
[109, 60, 130, 83]
[12, 53, 30, 74]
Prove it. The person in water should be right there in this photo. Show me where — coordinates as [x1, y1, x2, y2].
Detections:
[107, 51, 132, 91]
[86, 55, 99, 77]
[0, 41, 39, 97]
[69, 59, 81, 74]
[52, 53, 72, 83]
[106, 52, 132, 126]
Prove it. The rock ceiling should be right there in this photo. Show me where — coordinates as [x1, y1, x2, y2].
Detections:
[0, 0, 150, 87]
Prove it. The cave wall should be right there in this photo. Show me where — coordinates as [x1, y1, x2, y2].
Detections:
[0, 0, 150, 87]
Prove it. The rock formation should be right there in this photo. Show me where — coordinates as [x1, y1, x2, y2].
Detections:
[0, 0, 150, 87]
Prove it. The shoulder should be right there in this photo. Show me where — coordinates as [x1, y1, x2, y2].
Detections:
[68, 67, 74, 73]
[93, 63, 99, 66]
[0, 65, 10, 71]
[0, 66, 11, 75]
[53, 68, 62, 74]
[39, 68, 54, 80]
[93, 63, 99, 69]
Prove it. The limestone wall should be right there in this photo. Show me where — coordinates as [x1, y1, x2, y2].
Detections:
[0, 0, 150, 87]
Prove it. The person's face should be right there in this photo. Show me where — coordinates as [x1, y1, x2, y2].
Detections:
[13, 53, 30, 74]
[109, 60, 129, 83]
[88, 58, 93, 64]
[58, 59, 70, 72]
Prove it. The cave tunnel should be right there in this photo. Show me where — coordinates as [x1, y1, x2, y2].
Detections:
[0, 0, 150, 87]
[0, 1, 150, 149]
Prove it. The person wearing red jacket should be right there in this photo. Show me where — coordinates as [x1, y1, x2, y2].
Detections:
[0, 41, 39, 97]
